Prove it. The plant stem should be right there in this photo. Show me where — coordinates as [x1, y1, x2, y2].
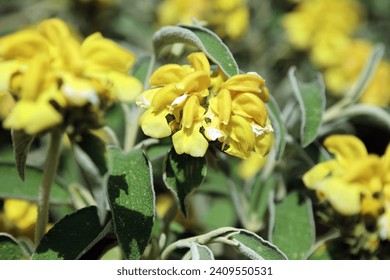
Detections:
[122, 104, 143, 152]
[34, 129, 62, 246]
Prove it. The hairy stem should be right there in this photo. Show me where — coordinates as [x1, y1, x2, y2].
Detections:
[34, 129, 62, 246]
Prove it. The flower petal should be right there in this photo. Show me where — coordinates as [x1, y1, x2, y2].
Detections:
[232, 92, 268, 126]
[172, 123, 208, 157]
[187, 52, 210, 74]
[324, 135, 368, 164]
[149, 64, 190, 86]
[139, 109, 172, 138]
[4, 100, 62, 135]
[107, 71, 143, 102]
[82, 32, 135, 73]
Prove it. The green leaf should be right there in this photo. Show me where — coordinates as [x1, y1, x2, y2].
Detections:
[267, 96, 286, 159]
[338, 104, 390, 130]
[153, 25, 239, 77]
[11, 130, 34, 180]
[0, 233, 28, 260]
[230, 229, 287, 260]
[289, 67, 326, 147]
[346, 44, 384, 103]
[32, 206, 112, 260]
[132, 55, 153, 87]
[163, 148, 207, 217]
[271, 192, 315, 260]
[189, 242, 214, 260]
[247, 174, 277, 231]
[0, 163, 71, 204]
[72, 136, 108, 223]
[107, 147, 155, 260]
[76, 132, 108, 176]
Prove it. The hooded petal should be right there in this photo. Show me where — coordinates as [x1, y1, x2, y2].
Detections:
[175, 71, 210, 94]
[149, 64, 190, 86]
[232, 92, 268, 126]
[0, 29, 49, 59]
[222, 73, 265, 94]
[106, 72, 143, 102]
[187, 52, 210, 74]
[324, 135, 368, 164]
[82, 32, 135, 73]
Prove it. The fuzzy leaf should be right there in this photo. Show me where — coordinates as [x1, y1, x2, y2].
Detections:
[11, 130, 34, 181]
[0, 233, 28, 260]
[163, 148, 207, 217]
[346, 44, 384, 103]
[289, 67, 326, 147]
[189, 242, 214, 260]
[271, 192, 315, 260]
[153, 25, 239, 77]
[33, 206, 112, 260]
[0, 163, 70, 204]
[107, 147, 155, 260]
[230, 229, 287, 260]
[267, 96, 286, 159]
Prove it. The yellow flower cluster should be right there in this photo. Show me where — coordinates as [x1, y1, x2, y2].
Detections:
[0, 199, 40, 241]
[303, 135, 390, 243]
[137, 52, 273, 159]
[283, 0, 390, 106]
[0, 18, 142, 135]
[157, 0, 249, 40]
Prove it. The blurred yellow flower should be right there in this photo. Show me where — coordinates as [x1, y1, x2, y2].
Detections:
[157, 0, 249, 40]
[0, 199, 39, 241]
[137, 52, 273, 159]
[303, 135, 390, 241]
[282, 0, 363, 50]
[0, 18, 142, 135]
[323, 40, 390, 106]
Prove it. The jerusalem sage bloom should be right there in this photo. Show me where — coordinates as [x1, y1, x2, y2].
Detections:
[0, 18, 142, 135]
[303, 135, 390, 251]
[137, 52, 273, 159]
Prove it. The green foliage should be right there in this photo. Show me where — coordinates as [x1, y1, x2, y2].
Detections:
[33, 206, 112, 260]
[0, 233, 28, 260]
[153, 25, 239, 77]
[10, 130, 34, 181]
[0, 163, 70, 204]
[107, 147, 155, 260]
[163, 148, 207, 217]
[289, 67, 326, 147]
[271, 192, 315, 260]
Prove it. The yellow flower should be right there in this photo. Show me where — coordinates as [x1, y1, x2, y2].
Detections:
[137, 52, 273, 159]
[282, 0, 363, 50]
[303, 135, 390, 239]
[156, 0, 249, 40]
[0, 199, 39, 241]
[0, 18, 142, 135]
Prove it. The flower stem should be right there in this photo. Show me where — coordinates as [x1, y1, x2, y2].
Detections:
[34, 129, 62, 245]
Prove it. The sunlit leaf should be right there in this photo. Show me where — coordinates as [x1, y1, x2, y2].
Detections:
[230, 229, 287, 260]
[271, 192, 315, 260]
[107, 147, 155, 260]
[153, 25, 239, 77]
[0, 233, 28, 260]
[289, 67, 326, 147]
